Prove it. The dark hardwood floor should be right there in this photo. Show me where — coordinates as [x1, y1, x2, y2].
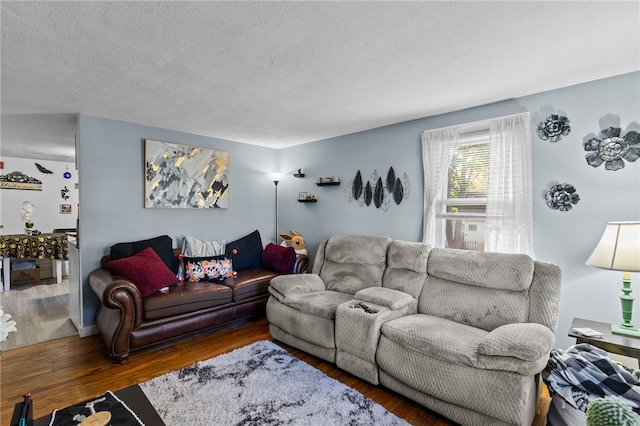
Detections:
[0, 317, 550, 425]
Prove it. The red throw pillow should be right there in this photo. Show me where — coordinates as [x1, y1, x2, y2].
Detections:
[261, 243, 296, 274]
[108, 247, 179, 297]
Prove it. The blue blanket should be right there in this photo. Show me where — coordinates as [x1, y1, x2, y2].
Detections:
[544, 343, 640, 413]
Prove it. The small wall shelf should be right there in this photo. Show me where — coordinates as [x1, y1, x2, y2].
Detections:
[298, 199, 318, 203]
[316, 182, 341, 186]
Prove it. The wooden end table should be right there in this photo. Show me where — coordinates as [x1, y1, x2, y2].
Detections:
[568, 317, 640, 362]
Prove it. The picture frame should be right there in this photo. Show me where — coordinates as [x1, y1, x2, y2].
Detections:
[60, 204, 72, 214]
[298, 192, 307, 200]
[144, 139, 229, 209]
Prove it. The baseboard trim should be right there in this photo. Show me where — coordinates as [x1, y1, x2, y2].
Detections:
[74, 323, 98, 338]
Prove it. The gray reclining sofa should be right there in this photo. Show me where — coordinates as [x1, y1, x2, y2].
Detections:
[266, 235, 561, 426]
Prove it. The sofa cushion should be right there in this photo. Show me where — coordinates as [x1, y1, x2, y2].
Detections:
[225, 230, 263, 272]
[222, 268, 278, 301]
[182, 256, 234, 282]
[261, 243, 296, 273]
[382, 315, 487, 367]
[143, 281, 233, 320]
[319, 235, 391, 294]
[107, 247, 180, 297]
[381, 314, 549, 376]
[419, 248, 534, 331]
[110, 235, 178, 274]
[382, 240, 430, 298]
[427, 247, 534, 291]
[419, 276, 530, 331]
[284, 291, 354, 320]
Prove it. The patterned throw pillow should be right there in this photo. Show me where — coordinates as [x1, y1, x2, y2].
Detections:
[177, 236, 227, 280]
[182, 255, 235, 282]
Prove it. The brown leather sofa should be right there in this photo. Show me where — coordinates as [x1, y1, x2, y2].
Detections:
[90, 247, 308, 363]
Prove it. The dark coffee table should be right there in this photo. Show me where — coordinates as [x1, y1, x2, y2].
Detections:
[33, 385, 165, 426]
[569, 317, 640, 362]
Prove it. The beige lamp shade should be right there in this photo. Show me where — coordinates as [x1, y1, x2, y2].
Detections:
[586, 221, 640, 272]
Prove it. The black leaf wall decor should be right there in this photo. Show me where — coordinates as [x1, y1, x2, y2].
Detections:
[35, 163, 53, 174]
[345, 166, 411, 211]
[393, 178, 404, 205]
[374, 177, 384, 208]
[364, 182, 373, 206]
[353, 170, 363, 200]
[386, 167, 396, 193]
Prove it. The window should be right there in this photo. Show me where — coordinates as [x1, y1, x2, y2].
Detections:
[421, 113, 534, 256]
[437, 133, 489, 251]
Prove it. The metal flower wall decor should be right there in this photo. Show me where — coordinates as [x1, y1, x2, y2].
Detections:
[584, 127, 640, 171]
[537, 114, 571, 142]
[345, 167, 410, 211]
[545, 184, 580, 212]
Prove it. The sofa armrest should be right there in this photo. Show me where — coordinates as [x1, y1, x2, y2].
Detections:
[354, 287, 417, 313]
[479, 323, 555, 361]
[268, 273, 326, 303]
[89, 268, 144, 329]
[475, 323, 555, 375]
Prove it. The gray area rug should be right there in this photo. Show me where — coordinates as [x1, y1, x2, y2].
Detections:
[140, 340, 410, 425]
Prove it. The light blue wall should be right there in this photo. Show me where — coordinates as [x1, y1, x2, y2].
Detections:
[276, 120, 427, 252]
[78, 72, 639, 350]
[278, 71, 639, 349]
[77, 115, 278, 326]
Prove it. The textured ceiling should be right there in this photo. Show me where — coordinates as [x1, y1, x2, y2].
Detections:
[1, 1, 639, 162]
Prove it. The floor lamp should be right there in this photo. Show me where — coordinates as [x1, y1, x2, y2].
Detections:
[268, 173, 284, 243]
[586, 221, 640, 337]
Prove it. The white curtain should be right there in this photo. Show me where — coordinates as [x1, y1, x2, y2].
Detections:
[486, 112, 534, 257]
[421, 126, 461, 247]
[421, 112, 534, 257]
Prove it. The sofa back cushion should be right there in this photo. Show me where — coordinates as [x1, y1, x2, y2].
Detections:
[110, 235, 178, 274]
[225, 230, 263, 272]
[317, 235, 391, 294]
[382, 240, 431, 299]
[419, 248, 535, 331]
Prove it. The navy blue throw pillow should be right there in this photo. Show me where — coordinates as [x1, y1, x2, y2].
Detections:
[225, 230, 263, 272]
[110, 235, 178, 274]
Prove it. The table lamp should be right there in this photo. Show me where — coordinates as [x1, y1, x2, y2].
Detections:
[586, 221, 640, 337]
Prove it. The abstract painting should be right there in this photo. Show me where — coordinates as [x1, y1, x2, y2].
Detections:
[144, 139, 229, 209]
